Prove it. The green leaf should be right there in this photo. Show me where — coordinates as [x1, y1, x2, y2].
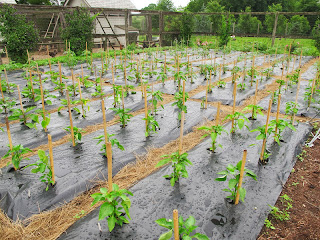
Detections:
[185, 216, 196, 229]
[228, 178, 238, 190]
[239, 187, 246, 202]
[256, 134, 265, 140]
[182, 236, 192, 240]
[215, 175, 227, 181]
[156, 158, 171, 168]
[193, 233, 210, 240]
[99, 202, 114, 220]
[238, 119, 244, 129]
[38, 150, 46, 160]
[159, 230, 173, 240]
[155, 218, 173, 229]
[107, 215, 116, 232]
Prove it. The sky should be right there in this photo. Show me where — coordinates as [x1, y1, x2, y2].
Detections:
[131, 0, 191, 10]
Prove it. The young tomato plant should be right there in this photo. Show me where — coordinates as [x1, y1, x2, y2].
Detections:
[64, 126, 85, 145]
[35, 110, 51, 130]
[172, 88, 189, 120]
[215, 160, 257, 203]
[150, 90, 164, 114]
[238, 82, 246, 91]
[91, 184, 133, 232]
[225, 112, 249, 133]
[0, 97, 16, 114]
[8, 106, 39, 129]
[156, 151, 192, 187]
[24, 149, 55, 191]
[269, 119, 296, 145]
[3, 144, 32, 170]
[217, 80, 226, 88]
[198, 125, 228, 152]
[94, 133, 125, 155]
[143, 110, 160, 137]
[285, 101, 299, 124]
[243, 104, 264, 120]
[156, 215, 209, 240]
[111, 107, 133, 128]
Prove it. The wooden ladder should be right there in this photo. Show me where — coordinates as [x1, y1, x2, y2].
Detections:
[96, 13, 122, 49]
[39, 13, 63, 52]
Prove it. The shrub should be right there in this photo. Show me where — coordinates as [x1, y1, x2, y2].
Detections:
[0, 4, 39, 63]
[61, 8, 96, 56]
[312, 19, 320, 51]
[218, 15, 231, 47]
[288, 15, 310, 35]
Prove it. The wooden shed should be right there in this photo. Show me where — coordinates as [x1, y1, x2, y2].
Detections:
[64, 0, 139, 48]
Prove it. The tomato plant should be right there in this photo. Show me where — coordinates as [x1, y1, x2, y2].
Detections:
[3, 144, 32, 170]
[198, 125, 228, 152]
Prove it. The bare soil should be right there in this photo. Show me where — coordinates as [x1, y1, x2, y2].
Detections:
[258, 124, 320, 240]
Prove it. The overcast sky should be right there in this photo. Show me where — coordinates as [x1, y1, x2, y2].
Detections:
[131, 0, 191, 10]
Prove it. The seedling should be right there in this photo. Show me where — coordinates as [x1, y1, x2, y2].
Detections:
[231, 66, 241, 83]
[156, 151, 192, 187]
[150, 90, 164, 114]
[198, 125, 228, 152]
[155, 215, 209, 240]
[269, 119, 296, 144]
[8, 107, 39, 129]
[268, 205, 290, 221]
[286, 69, 300, 88]
[243, 104, 264, 120]
[276, 79, 286, 94]
[0, 78, 16, 93]
[143, 110, 160, 137]
[264, 219, 275, 230]
[91, 184, 133, 232]
[110, 107, 133, 128]
[64, 126, 85, 145]
[35, 110, 51, 131]
[58, 98, 81, 115]
[172, 88, 189, 120]
[0, 97, 16, 114]
[263, 68, 273, 80]
[73, 210, 86, 219]
[238, 82, 247, 91]
[285, 101, 299, 124]
[3, 144, 32, 170]
[225, 112, 249, 133]
[215, 160, 257, 203]
[217, 80, 226, 88]
[24, 149, 55, 191]
[94, 133, 124, 155]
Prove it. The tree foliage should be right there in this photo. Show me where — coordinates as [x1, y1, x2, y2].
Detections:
[0, 4, 39, 63]
[237, 6, 262, 34]
[60, 8, 96, 56]
[264, 3, 288, 34]
[205, 0, 225, 34]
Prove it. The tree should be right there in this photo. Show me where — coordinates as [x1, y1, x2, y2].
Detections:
[205, 0, 225, 34]
[60, 8, 96, 56]
[0, 4, 39, 63]
[180, 11, 194, 44]
[237, 6, 262, 34]
[186, 0, 211, 12]
[264, 4, 288, 35]
[312, 18, 320, 51]
[15, 0, 51, 4]
[288, 15, 311, 35]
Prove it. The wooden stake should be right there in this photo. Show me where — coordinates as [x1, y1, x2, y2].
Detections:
[173, 209, 179, 240]
[29, 71, 35, 101]
[235, 150, 247, 205]
[260, 99, 272, 162]
[232, 82, 237, 131]
[205, 78, 208, 109]
[251, 56, 255, 86]
[71, 70, 76, 96]
[106, 142, 113, 192]
[4, 69, 10, 92]
[253, 78, 259, 106]
[0, 75, 4, 100]
[48, 59, 52, 71]
[308, 77, 316, 107]
[58, 62, 63, 94]
[4, 46, 9, 63]
[299, 49, 303, 68]
[292, 72, 301, 123]
[275, 94, 281, 134]
[216, 102, 221, 125]
[178, 110, 185, 155]
[144, 86, 148, 133]
[66, 90, 75, 146]
[101, 97, 109, 155]
[27, 49, 31, 65]
[39, 74, 47, 132]
[48, 134, 55, 184]
[5, 116, 13, 151]
[76, 76, 85, 117]
[17, 85, 24, 113]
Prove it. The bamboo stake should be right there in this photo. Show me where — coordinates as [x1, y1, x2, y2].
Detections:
[251, 56, 255, 86]
[17, 85, 24, 113]
[66, 90, 75, 147]
[218, 64, 222, 82]
[27, 49, 31, 65]
[48, 59, 52, 71]
[173, 209, 179, 240]
[48, 134, 55, 184]
[232, 82, 237, 131]
[46, 46, 50, 58]
[0, 76, 4, 100]
[253, 78, 259, 106]
[71, 70, 76, 96]
[121, 86, 125, 112]
[144, 86, 148, 133]
[39, 74, 47, 132]
[5, 117, 13, 151]
[205, 78, 208, 109]
[179, 110, 185, 154]
[216, 102, 221, 125]
[101, 52, 104, 75]
[242, 54, 247, 81]
[299, 49, 303, 68]
[235, 150, 247, 205]
[101, 97, 108, 155]
[106, 142, 113, 192]
[292, 72, 301, 123]
[58, 62, 63, 94]
[4, 69, 10, 92]
[274, 94, 281, 135]
[260, 99, 272, 162]
[308, 77, 317, 108]
[76, 76, 85, 117]
[29, 71, 35, 101]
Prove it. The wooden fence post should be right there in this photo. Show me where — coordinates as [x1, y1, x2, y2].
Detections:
[271, 12, 279, 47]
